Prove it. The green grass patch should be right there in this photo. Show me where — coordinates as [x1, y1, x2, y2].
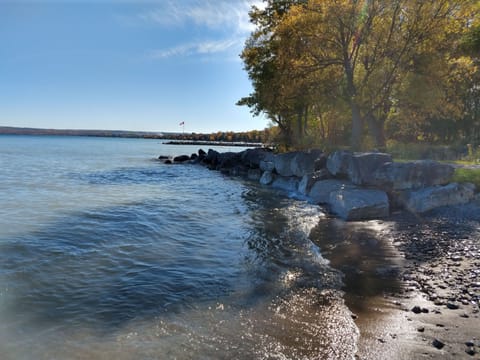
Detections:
[452, 168, 480, 189]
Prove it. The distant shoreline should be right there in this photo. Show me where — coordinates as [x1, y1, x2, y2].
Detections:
[0, 126, 266, 146]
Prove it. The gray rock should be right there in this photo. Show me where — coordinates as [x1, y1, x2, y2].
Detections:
[240, 148, 271, 169]
[398, 182, 475, 213]
[205, 149, 220, 165]
[271, 176, 299, 192]
[274, 152, 300, 177]
[260, 171, 274, 185]
[308, 179, 356, 205]
[328, 188, 389, 221]
[173, 155, 190, 163]
[247, 168, 262, 181]
[260, 160, 275, 172]
[298, 169, 331, 195]
[371, 160, 455, 190]
[291, 150, 326, 177]
[347, 152, 392, 185]
[326, 150, 353, 177]
[217, 152, 241, 169]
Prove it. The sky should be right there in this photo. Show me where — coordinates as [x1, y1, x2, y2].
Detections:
[0, 0, 268, 133]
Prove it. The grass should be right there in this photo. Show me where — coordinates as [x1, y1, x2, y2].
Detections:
[452, 167, 480, 189]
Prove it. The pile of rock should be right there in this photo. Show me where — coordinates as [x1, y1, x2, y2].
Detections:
[159, 148, 477, 221]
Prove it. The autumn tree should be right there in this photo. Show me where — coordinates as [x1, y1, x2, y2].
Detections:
[240, 0, 478, 150]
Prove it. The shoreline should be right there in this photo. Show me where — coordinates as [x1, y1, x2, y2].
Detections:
[325, 208, 480, 359]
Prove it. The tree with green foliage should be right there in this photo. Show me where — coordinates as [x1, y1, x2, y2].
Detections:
[239, 0, 479, 150]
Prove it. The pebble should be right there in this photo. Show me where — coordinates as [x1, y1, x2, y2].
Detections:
[417, 327, 425, 332]
[447, 302, 460, 310]
[465, 347, 476, 356]
[432, 339, 445, 349]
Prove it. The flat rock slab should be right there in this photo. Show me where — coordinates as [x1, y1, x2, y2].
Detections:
[329, 188, 390, 221]
[308, 179, 356, 205]
[398, 182, 475, 213]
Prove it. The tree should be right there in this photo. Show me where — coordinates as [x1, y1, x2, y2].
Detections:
[240, 0, 478, 150]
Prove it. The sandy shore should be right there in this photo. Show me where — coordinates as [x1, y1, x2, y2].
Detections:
[311, 202, 480, 359]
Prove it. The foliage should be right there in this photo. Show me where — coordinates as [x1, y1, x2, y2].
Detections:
[238, 0, 480, 151]
[452, 168, 480, 189]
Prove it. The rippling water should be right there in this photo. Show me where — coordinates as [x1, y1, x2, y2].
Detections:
[0, 135, 359, 359]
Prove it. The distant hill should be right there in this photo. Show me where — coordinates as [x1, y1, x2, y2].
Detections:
[0, 126, 166, 138]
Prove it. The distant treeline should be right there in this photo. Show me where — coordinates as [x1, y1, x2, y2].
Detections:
[0, 126, 271, 144]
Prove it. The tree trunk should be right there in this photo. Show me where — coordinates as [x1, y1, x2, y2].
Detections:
[366, 114, 386, 150]
[351, 101, 363, 150]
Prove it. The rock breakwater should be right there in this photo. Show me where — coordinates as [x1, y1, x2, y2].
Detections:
[159, 148, 477, 221]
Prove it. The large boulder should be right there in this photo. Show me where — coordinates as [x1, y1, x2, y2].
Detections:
[260, 171, 274, 185]
[271, 176, 300, 193]
[298, 169, 331, 195]
[308, 179, 356, 205]
[326, 150, 353, 177]
[173, 155, 190, 163]
[274, 152, 300, 177]
[291, 150, 326, 177]
[347, 152, 392, 185]
[397, 182, 476, 213]
[370, 160, 455, 190]
[217, 152, 241, 169]
[329, 188, 390, 221]
[204, 149, 220, 165]
[240, 148, 271, 169]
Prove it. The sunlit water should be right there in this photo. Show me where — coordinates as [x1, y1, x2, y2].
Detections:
[0, 135, 359, 360]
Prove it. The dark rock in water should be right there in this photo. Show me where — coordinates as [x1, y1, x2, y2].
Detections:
[164, 159, 172, 164]
[198, 149, 206, 157]
[204, 149, 219, 165]
[240, 148, 271, 169]
[432, 339, 445, 349]
[174, 155, 190, 163]
[217, 152, 242, 169]
[158, 155, 170, 160]
[190, 153, 198, 160]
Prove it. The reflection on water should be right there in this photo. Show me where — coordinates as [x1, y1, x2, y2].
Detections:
[0, 135, 359, 360]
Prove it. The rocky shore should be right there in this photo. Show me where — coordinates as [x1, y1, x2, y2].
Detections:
[159, 147, 480, 359]
[159, 147, 479, 220]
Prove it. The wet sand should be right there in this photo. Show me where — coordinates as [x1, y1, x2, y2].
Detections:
[311, 203, 480, 359]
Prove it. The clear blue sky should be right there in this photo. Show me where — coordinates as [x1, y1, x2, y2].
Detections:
[0, 0, 268, 133]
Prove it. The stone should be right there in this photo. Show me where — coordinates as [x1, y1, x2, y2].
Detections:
[298, 169, 331, 195]
[260, 171, 274, 185]
[398, 183, 475, 214]
[217, 152, 241, 169]
[290, 150, 326, 177]
[240, 148, 271, 169]
[446, 302, 460, 310]
[271, 176, 299, 192]
[259, 160, 275, 172]
[204, 149, 220, 165]
[274, 152, 300, 177]
[198, 149, 206, 157]
[173, 155, 190, 163]
[326, 150, 353, 177]
[158, 155, 170, 160]
[308, 179, 356, 205]
[412, 306, 422, 314]
[432, 339, 445, 349]
[247, 168, 262, 181]
[347, 152, 392, 185]
[328, 188, 389, 221]
[371, 160, 455, 190]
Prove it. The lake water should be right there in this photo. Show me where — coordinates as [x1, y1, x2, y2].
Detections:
[0, 135, 366, 359]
